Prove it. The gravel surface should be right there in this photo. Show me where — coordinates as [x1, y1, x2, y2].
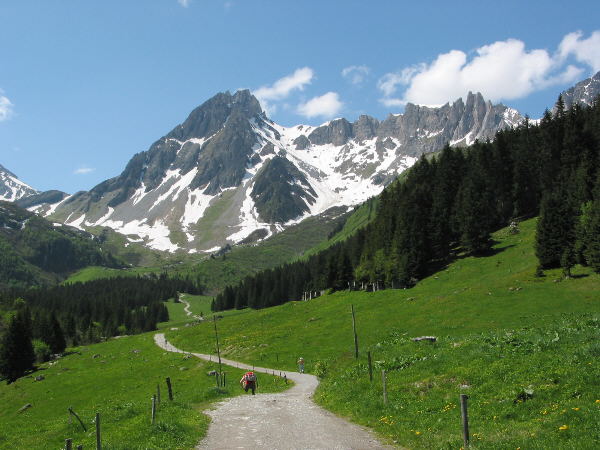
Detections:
[154, 333, 394, 449]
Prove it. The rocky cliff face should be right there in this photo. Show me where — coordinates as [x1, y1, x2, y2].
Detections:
[32, 89, 522, 253]
[560, 70, 600, 110]
[0, 163, 38, 202]
[307, 92, 521, 156]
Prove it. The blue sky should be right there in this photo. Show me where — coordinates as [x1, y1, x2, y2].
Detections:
[1, 0, 599, 193]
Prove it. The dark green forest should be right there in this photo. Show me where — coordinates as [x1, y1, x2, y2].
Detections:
[213, 96, 600, 311]
[0, 275, 202, 381]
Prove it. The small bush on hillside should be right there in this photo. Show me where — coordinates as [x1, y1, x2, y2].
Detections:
[33, 340, 51, 363]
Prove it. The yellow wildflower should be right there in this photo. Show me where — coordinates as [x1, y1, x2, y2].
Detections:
[572, 407, 580, 411]
[415, 431, 422, 435]
[558, 424, 569, 431]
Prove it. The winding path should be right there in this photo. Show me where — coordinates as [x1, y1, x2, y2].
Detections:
[154, 333, 393, 449]
[179, 298, 203, 321]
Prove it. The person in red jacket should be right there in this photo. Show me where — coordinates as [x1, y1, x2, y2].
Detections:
[240, 371, 258, 395]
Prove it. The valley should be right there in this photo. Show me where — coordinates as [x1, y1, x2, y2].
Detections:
[1, 26, 599, 449]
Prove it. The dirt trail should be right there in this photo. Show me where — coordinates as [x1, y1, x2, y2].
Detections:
[179, 298, 203, 321]
[154, 333, 394, 449]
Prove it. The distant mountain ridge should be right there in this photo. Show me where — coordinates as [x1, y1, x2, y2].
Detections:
[560, 70, 600, 110]
[25, 89, 522, 253]
[0, 163, 38, 202]
[0, 201, 121, 288]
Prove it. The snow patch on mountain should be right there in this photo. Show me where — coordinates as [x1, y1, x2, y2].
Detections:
[0, 164, 38, 201]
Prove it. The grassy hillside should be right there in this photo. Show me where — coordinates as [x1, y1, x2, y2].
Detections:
[301, 197, 378, 259]
[65, 265, 161, 284]
[66, 207, 348, 294]
[176, 206, 349, 294]
[166, 217, 600, 448]
[0, 302, 289, 449]
[0, 201, 122, 289]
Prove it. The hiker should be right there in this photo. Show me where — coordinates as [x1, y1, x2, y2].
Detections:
[240, 371, 258, 395]
[297, 357, 305, 373]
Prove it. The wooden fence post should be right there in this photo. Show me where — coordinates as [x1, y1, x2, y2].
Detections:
[213, 315, 223, 379]
[157, 383, 161, 404]
[460, 394, 470, 447]
[166, 377, 173, 401]
[68, 407, 87, 432]
[151, 395, 156, 425]
[95, 413, 101, 450]
[65, 438, 72, 450]
[351, 304, 359, 359]
[382, 370, 388, 405]
[368, 351, 373, 382]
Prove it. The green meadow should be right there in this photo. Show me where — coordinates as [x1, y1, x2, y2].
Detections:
[0, 302, 289, 450]
[166, 218, 600, 448]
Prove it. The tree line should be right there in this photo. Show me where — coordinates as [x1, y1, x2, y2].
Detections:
[0, 274, 202, 382]
[213, 96, 600, 311]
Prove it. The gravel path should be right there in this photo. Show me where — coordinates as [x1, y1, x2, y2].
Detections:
[179, 298, 203, 321]
[154, 333, 394, 449]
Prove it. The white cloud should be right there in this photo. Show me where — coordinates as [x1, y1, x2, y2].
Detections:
[0, 91, 14, 121]
[74, 167, 95, 175]
[378, 35, 591, 107]
[558, 30, 600, 72]
[178, 0, 190, 7]
[297, 92, 343, 119]
[341, 65, 370, 85]
[253, 67, 314, 115]
[254, 67, 313, 102]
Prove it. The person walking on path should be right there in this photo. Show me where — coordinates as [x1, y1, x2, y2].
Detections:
[240, 371, 258, 395]
[297, 357, 305, 373]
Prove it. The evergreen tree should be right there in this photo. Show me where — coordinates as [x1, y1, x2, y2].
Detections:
[455, 168, 494, 255]
[535, 185, 576, 268]
[0, 309, 35, 383]
[583, 175, 600, 272]
[46, 313, 66, 354]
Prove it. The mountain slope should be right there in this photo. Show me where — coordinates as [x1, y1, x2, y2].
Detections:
[167, 218, 600, 449]
[560, 70, 600, 109]
[0, 163, 38, 202]
[35, 90, 521, 254]
[0, 201, 121, 288]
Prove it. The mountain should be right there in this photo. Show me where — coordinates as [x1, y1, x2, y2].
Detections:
[0, 163, 38, 202]
[0, 200, 121, 288]
[34, 90, 521, 253]
[560, 70, 600, 109]
[15, 189, 69, 211]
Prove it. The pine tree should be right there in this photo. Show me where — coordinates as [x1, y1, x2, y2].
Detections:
[535, 185, 576, 268]
[455, 167, 494, 255]
[46, 313, 66, 354]
[583, 174, 600, 271]
[0, 309, 35, 383]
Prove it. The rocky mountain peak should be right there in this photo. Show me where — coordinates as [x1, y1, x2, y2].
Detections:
[167, 89, 263, 142]
[0, 163, 38, 202]
[33, 89, 525, 253]
[559, 70, 600, 110]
